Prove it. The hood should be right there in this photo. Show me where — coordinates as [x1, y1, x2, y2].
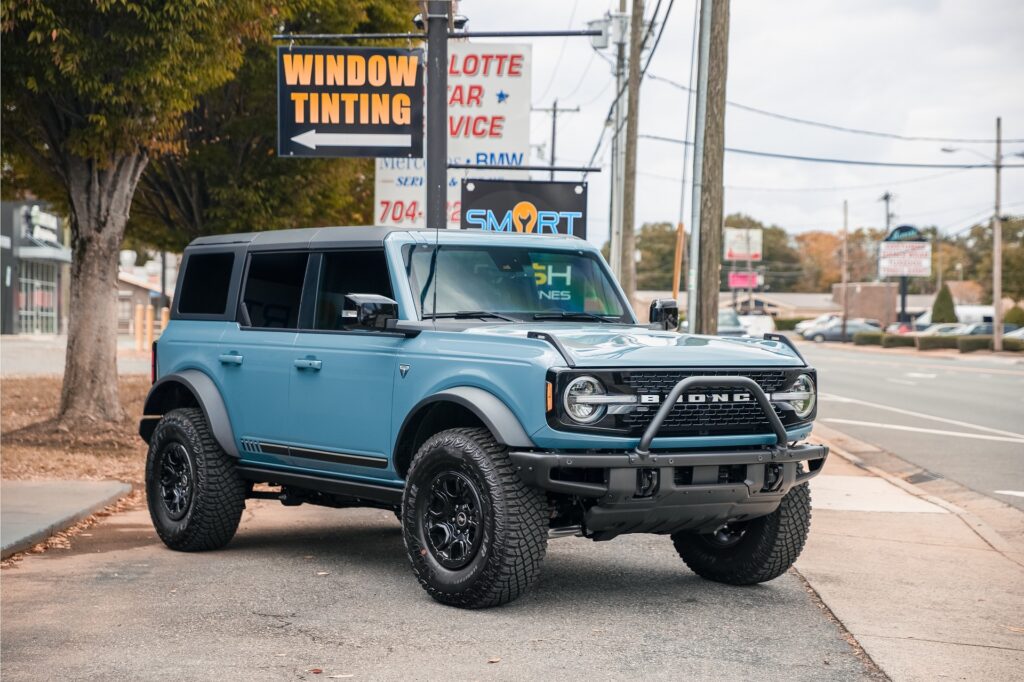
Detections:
[463, 323, 804, 368]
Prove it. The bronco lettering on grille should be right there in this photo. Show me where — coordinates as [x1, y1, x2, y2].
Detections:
[638, 393, 753, 405]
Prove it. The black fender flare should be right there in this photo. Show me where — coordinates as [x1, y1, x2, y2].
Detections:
[139, 369, 239, 458]
[396, 386, 535, 451]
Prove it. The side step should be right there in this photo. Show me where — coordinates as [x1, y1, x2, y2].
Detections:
[236, 466, 403, 506]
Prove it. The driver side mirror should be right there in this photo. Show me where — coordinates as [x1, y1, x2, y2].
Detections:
[649, 298, 679, 331]
[343, 294, 398, 331]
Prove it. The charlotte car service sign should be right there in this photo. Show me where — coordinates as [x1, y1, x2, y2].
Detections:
[277, 47, 424, 158]
[878, 225, 932, 278]
[374, 43, 532, 228]
[461, 180, 587, 238]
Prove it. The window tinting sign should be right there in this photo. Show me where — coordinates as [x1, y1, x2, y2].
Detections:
[277, 46, 424, 158]
[461, 180, 586, 238]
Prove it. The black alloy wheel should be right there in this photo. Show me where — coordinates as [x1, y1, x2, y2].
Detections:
[420, 471, 484, 570]
[158, 442, 195, 521]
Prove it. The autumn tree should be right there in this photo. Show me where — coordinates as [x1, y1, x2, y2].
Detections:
[2, 0, 270, 423]
[793, 231, 841, 292]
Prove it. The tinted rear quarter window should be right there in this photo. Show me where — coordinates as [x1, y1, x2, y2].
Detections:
[243, 252, 309, 328]
[178, 252, 235, 315]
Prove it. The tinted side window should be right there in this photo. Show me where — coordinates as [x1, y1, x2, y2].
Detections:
[243, 252, 308, 329]
[178, 252, 235, 315]
[313, 250, 393, 330]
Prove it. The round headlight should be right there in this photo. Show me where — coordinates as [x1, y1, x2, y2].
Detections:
[789, 374, 816, 419]
[563, 375, 607, 424]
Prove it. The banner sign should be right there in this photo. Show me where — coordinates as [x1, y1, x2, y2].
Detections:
[879, 241, 932, 278]
[461, 180, 587, 238]
[375, 43, 532, 228]
[277, 47, 424, 158]
[723, 227, 763, 261]
[728, 271, 760, 289]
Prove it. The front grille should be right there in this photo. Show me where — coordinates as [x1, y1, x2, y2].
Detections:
[618, 369, 791, 437]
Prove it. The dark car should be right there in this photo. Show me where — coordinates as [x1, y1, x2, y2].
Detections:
[957, 323, 1020, 336]
[802, 319, 880, 342]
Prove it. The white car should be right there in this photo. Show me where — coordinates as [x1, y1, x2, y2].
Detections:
[739, 314, 777, 337]
[795, 313, 838, 333]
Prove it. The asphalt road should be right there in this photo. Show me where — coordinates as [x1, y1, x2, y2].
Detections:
[800, 342, 1024, 510]
[1, 503, 878, 681]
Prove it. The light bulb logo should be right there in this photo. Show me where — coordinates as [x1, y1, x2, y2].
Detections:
[511, 201, 538, 233]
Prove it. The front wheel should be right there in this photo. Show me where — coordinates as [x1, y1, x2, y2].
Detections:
[812, 334, 826, 343]
[671, 482, 811, 585]
[402, 427, 548, 608]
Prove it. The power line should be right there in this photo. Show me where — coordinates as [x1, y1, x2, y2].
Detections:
[639, 167, 972, 193]
[640, 133, 1024, 169]
[648, 73, 1024, 144]
[534, 0, 581, 104]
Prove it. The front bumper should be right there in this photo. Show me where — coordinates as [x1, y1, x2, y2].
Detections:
[510, 373, 828, 538]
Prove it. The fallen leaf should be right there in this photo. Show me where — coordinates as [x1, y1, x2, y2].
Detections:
[309, 669, 323, 675]
[1003, 625, 1024, 634]
[304, 555, 314, 559]
[487, 657, 501, 664]
[316, 571, 330, 576]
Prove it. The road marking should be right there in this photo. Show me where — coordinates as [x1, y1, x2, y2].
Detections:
[822, 418, 1024, 444]
[886, 378, 917, 386]
[804, 349, 1024, 376]
[994, 490, 1024, 498]
[905, 372, 936, 379]
[819, 392, 1024, 440]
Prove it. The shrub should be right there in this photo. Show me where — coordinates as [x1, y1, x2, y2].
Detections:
[931, 283, 958, 324]
[1004, 306, 1024, 326]
[882, 334, 916, 348]
[853, 331, 882, 346]
[957, 336, 991, 353]
[916, 335, 958, 350]
[1004, 338, 1024, 352]
[774, 317, 808, 331]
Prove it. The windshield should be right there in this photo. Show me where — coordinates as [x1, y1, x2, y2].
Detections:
[718, 308, 741, 327]
[404, 244, 631, 322]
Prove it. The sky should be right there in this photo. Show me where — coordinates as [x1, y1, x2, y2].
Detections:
[459, 0, 1024, 249]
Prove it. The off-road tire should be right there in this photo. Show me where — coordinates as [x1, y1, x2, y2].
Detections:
[402, 427, 548, 608]
[145, 407, 246, 551]
[671, 482, 811, 585]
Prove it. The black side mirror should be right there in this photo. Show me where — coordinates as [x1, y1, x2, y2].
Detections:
[344, 294, 398, 330]
[649, 298, 679, 331]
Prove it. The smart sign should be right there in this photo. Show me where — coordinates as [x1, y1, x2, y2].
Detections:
[277, 46, 424, 158]
[461, 180, 586, 238]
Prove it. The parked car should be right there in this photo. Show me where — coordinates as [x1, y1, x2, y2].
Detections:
[795, 313, 838, 333]
[1005, 327, 1024, 340]
[678, 308, 747, 336]
[914, 323, 965, 336]
[139, 227, 827, 608]
[955, 323, 1020, 336]
[912, 305, 996, 332]
[739, 313, 777, 336]
[802, 318, 880, 342]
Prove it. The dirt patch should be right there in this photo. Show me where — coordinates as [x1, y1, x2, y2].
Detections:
[1, 376, 150, 486]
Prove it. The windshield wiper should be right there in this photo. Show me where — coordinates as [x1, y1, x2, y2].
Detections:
[424, 310, 518, 322]
[532, 311, 617, 323]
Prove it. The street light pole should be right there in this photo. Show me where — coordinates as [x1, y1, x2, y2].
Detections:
[993, 117, 1003, 352]
[425, 0, 449, 231]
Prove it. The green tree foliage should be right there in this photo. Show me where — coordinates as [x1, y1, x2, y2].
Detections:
[129, 0, 415, 250]
[635, 222, 680, 290]
[1005, 305, 1024, 326]
[2, 0, 272, 422]
[931, 283, 958, 323]
[723, 214, 801, 292]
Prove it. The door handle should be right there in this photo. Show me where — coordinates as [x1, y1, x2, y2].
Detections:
[294, 358, 322, 371]
[218, 353, 244, 366]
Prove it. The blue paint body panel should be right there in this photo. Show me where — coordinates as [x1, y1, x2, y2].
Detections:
[156, 229, 815, 489]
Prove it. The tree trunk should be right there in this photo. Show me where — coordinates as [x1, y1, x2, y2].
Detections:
[695, 0, 730, 334]
[59, 152, 148, 424]
[620, 0, 645, 305]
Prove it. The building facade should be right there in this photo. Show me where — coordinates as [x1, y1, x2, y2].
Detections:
[0, 201, 72, 335]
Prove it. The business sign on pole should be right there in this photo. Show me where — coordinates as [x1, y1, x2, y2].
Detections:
[375, 43, 532, 228]
[277, 47, 424, 158]
[461, 180, 587, 237]
[728, 271, 761, 289]
[878, 224, 932, 278]
[723, 227, 763, 261]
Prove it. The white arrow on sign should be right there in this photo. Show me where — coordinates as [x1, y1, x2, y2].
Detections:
[291, 129, 411, 150]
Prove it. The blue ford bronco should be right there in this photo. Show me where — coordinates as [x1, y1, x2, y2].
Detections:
[140, 226, 827, 608]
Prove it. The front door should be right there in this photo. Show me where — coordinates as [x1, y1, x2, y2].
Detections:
[288, 250, 403, 481]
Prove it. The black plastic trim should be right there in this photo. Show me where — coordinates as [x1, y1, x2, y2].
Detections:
[139, 369, 239, 457]
[236, 465, 403, 505]
[527, 331, 576, 367]
[284, 445, 389, 469]
[764, 332, 806, 365]
[395, 386, 535, 450]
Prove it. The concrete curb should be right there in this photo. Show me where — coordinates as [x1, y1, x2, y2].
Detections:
[1, 482, 133, 559]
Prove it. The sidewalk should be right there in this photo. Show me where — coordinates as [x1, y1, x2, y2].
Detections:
[1, 335, 150, 376]
[799, 439, 1024, 680]
[1, 480, 132, 558]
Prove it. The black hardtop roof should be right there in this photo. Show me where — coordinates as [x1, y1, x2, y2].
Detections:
[188, 225, 429, 251]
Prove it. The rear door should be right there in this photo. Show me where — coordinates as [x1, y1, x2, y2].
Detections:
[288, 249, 403, 479]
[218, 251, 308, 455]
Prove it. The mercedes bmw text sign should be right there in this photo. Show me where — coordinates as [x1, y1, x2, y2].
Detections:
[461, 180, 587, 238]
[277, 47, 424, 158]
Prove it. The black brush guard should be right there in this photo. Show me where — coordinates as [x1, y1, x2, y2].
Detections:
[509, 376, 827, 537]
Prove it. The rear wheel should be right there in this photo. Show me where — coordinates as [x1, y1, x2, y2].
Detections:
[402, 427, 548, 608]
[145, 408, 246, 551]
[812, 334, 826, 343]
[671, 482, 811, 585]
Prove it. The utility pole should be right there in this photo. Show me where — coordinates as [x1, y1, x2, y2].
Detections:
[993, 116, 1003, 352]
[688, 0, 730, 334]
[879, 191, 893, 232]
[425, 0, 449, 231]
[609, 1, 628, 279]
[533, 100, 579, 180]
[620, 0, 644, 303]
[841, 200, 849, 341]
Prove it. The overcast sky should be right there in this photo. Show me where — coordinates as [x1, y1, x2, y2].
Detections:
[462, 0, 1024, 248]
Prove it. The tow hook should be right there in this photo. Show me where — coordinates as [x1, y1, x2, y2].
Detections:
[635, 468, 659, 498]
